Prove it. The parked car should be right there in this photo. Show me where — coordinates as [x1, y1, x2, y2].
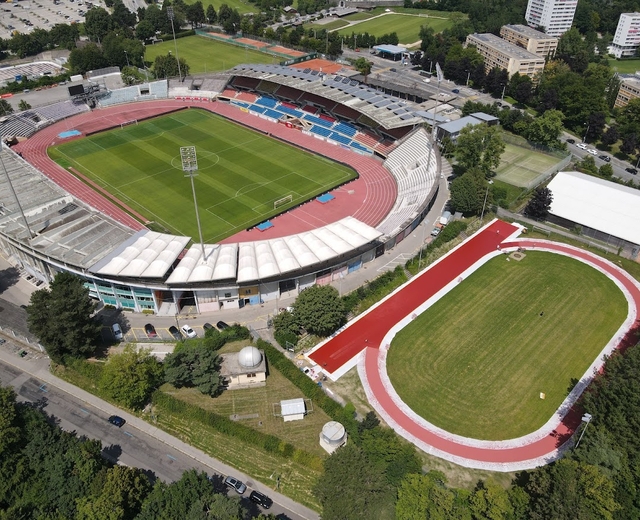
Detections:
[249, 490, 272, 509]
[452, 88, 460, 94]
[144, 323, 157, 338]
[224, 476, 246, 494]
[169, 325, 182, 340]
[566, 138, 575, 144]
[431, 227, 441, 237]
[577, 143, 588, 150]
[181, 324, 197, 338]
[216, 320, 230, 330]
[112, 323, 123, 341]
[203, 322, 214, 331]
[587, 149, 598, 156]
[108, 415, 125, 427]
[599, 155, 610, 162]
[626, 167, 638, 175]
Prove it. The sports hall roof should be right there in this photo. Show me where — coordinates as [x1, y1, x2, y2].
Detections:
[166, 243, 238, 284]
[231, 64, 424, 129]
[89, 230, 190, 278]
[547, 171, 640, 246]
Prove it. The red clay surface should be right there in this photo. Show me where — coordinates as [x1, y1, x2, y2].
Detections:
[310, 221, 640, 466]
[14, 100, 397, 241]
[291, 58, 352, 74]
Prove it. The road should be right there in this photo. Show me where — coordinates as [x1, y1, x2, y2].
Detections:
[0, 354, 316, 520]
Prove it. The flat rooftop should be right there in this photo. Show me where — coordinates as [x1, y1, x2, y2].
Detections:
[502, 24, 557, 41]
[467, 33, 545, 61]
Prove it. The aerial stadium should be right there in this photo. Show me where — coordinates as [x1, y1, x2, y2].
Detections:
[0, 63, 442, 315]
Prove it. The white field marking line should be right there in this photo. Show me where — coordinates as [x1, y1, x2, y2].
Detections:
[55, 149, 183, 233]
[232, 171, 300, 198]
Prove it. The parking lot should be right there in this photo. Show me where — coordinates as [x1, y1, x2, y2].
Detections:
[0, 0, 107, 40]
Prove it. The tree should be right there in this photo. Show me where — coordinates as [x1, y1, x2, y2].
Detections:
[26, 272, 100, 363]
[313, 444, 392, 520]
[525, 109, 564, 148]
[186, 1, 206, 28]
[396, 472, 464, 520]
[469, 479, 515, 520]
[620, 133, 638, 157]
[353, 57, 373, 83]
[293, 285, 346, 337]
[111, 0, 137, 29]
[0, 387, 20, 457]
[206, 4, 217, 23]
[153, 53, 189, 79]
[84, 7, 113, 43]
[69, 43, 108, 74]
[454, 123, 505, 178]
[18, 99, 31, 111]
[599, 163, 614, 178]
[0, 99, 13, 116]
[49, 23, 79, 50]
[164, 343, 222, 397]
[99, 345, 164, 409]
[523, 186, 553, 219]
[600, 126, 619, 147]
[555, 27, 592, 73]
[484, 67, 508, 97]
[136, 19, 155, 41]
[449, 170, 488, 216]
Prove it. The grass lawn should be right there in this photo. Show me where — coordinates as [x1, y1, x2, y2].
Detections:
[184, 0, 255, 15]
[608, 58, 640, 74]
[336, 13, 452, 44]
[144, 36, 276, 73]
[387, 251, 628, 440]
[49, 109, 356, 242]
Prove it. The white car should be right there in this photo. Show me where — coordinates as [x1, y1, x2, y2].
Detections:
[576, 143, 588, 150]
[587, 149, 598, 156]
[180, 324, 197, 338]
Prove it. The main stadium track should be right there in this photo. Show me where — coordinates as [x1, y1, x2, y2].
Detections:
[309, 219, 640, 471]
[13, 100, 398, 240]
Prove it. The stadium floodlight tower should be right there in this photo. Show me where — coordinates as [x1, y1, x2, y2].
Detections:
[166, 7, 182, 81]
[180, 146, 205, 256]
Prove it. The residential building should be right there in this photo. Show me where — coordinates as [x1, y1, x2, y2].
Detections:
[466, 33, 546, 79]
[610, 13, 640, 58]
[614, 73, 640, 108]
[525, 0, 578, 37]
[500, 24, 558, 57]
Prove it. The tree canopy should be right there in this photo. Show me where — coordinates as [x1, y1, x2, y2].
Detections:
[164, 343, 222, 396]
[454, 123, 505, 178]
[293, 285, 346, 337]
[523, 186, 553, 219]
[26, 271, 101, 363]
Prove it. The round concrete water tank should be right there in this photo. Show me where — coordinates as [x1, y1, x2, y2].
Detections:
[321, 421, 346, 445]
[238, 346, 262, 368]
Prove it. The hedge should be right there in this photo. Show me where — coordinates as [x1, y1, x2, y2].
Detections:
[152, 390, 323, 471]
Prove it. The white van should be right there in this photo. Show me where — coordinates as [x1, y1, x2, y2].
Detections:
[112, 323, 123, 341]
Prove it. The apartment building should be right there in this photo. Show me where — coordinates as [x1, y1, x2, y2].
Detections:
[525, 0, 578, 37]
[500, 24, 558, 57]
[615, 73, 640, 108]
[610, 13, 640, 58]
[466, 33, 546, 79]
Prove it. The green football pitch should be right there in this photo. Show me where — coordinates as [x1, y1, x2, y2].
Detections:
[48, 109, 357, 242]
[387, 251, 627, 440]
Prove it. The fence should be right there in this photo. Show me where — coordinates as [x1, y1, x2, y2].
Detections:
[0, 325, 44, 352]
[523, 153, 573, 190]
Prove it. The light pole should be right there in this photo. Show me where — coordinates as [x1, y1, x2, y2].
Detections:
[574, 413, 592, 449]
[501, 83, 506, 102]
[0, 143, 32, 239]
[141, 56, 149, 82]
[180, 146, 205, 256]
[123, 49, 130, 67]
[582, 123, 590, 143]
[465, 69, 471, 86]
[167, 7, 182, 81]
[480, 180, 493, 221]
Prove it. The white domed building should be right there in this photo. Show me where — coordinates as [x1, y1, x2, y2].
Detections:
[319, 421, 347, 454]
[219, 346, 267, 389]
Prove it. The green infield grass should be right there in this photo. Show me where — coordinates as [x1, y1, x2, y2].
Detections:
[387, 251, 628, 440]
[608, 58, 640, 74]
[48, 109, 356, 242]
[336, 12, 453, 44]
[184, 0, 255, 15]
[144, 36, 276, 74]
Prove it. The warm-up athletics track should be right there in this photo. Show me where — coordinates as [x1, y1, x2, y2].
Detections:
[308, 220, 640, 471]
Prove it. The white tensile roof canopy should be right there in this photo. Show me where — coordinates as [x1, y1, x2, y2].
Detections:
[547, 171, 640, 246]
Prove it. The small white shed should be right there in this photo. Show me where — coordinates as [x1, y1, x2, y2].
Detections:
[280, 398, 306, 422]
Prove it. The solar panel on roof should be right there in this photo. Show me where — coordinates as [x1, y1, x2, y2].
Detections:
[303, 68, 311, 73]
[311, 70, 319, 76]
[374, 99, 392, 108]
[399, 113, 415, 120]
[350, 80, 358, 86]
[369, 96, 384, 104]
[393, 108, 407, 114]
[342, 77, 350, 84]
[334, 76, 343, 82]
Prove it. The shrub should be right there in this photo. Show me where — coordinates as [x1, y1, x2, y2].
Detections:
[221, 324, 251, 342]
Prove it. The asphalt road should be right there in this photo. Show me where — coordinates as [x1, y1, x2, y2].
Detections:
[0, 358, 303, 520]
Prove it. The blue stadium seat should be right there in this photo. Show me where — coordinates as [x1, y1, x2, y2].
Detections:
[311, 125, 332, 137]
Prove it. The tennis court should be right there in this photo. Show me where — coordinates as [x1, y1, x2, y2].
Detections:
[495, 143, 563, 188]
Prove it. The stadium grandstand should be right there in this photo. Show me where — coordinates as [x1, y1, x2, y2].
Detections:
[1, 65, 444, 315]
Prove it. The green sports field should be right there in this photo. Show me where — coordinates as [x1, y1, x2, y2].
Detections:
[336, 12, 454, 45]
[387, 251, 627, 440]
[48, 109, 356, 242]
[144, 36, 276, 74]
[495, 143, 563, 188]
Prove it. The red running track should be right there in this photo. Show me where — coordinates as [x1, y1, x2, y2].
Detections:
[15, 100, 397, 240]
[311, 221, 640, 469]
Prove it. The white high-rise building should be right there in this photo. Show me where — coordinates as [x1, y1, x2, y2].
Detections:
[525, 0, 578, 37]
[610, 13, 640, 58]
